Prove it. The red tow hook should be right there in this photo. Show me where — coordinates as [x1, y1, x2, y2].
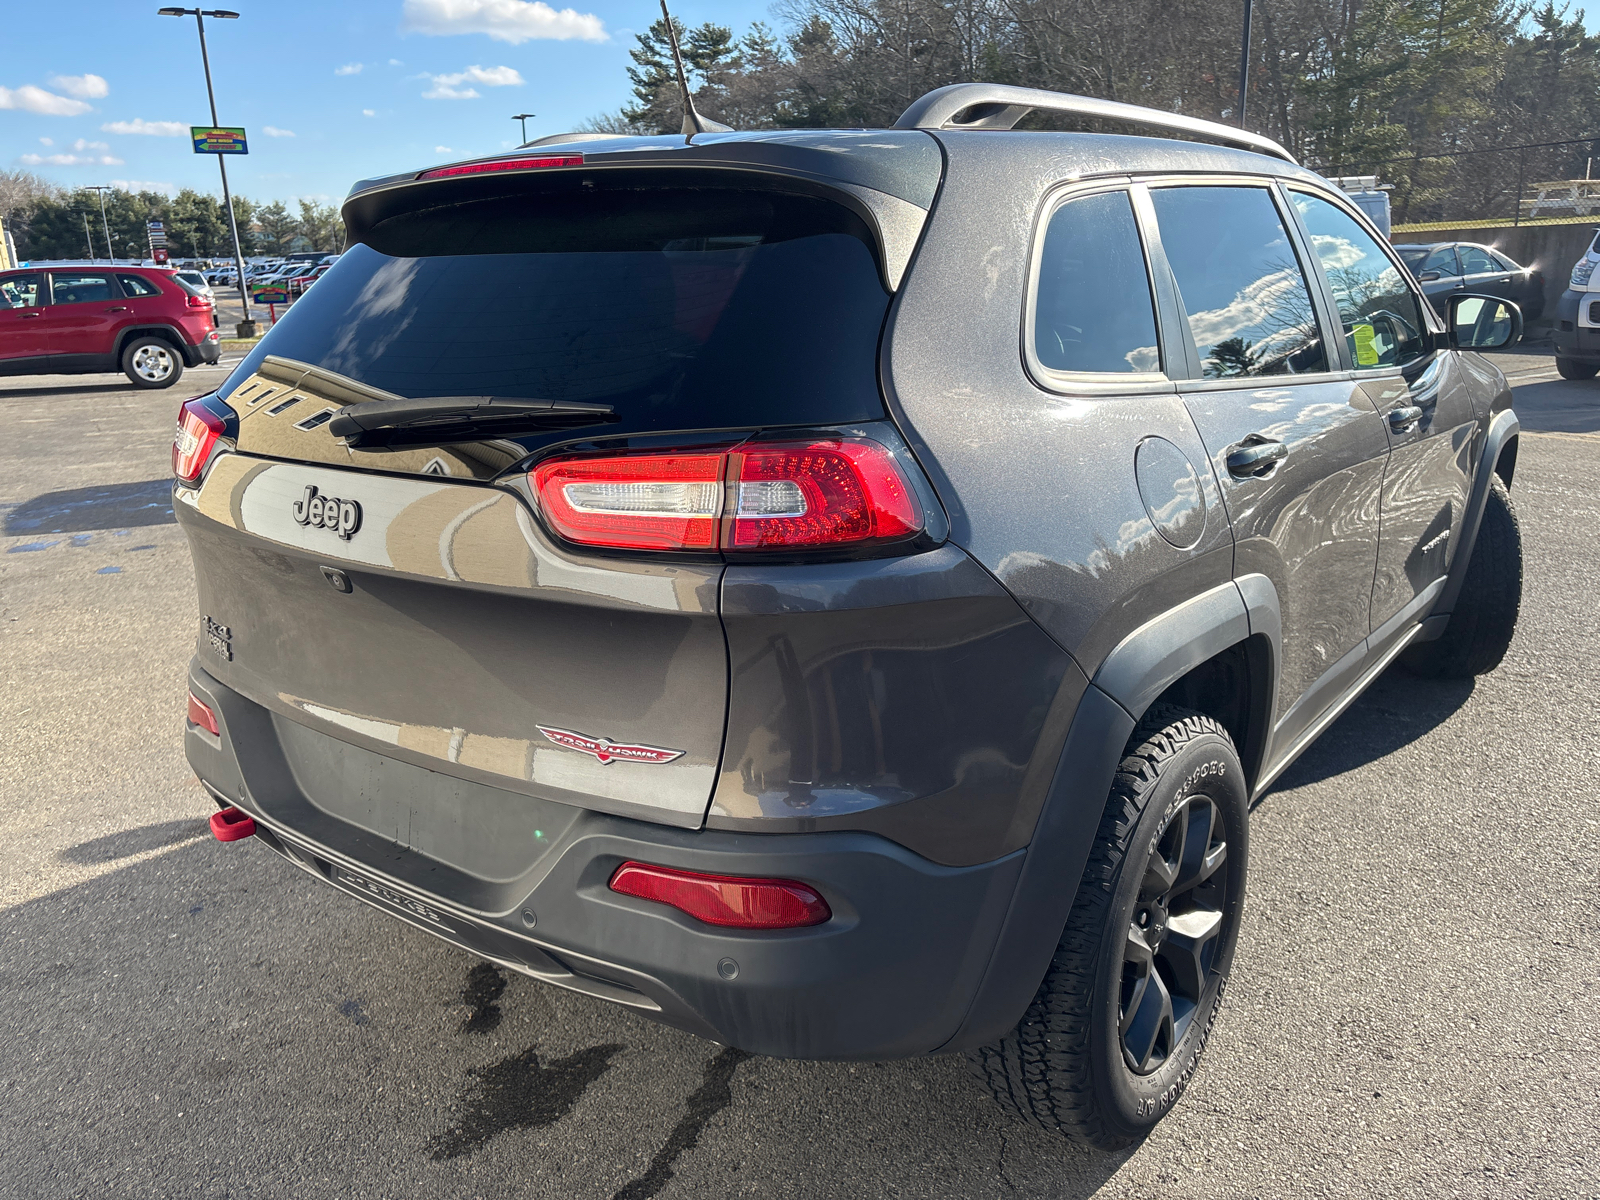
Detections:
[210, 806, 256, 842]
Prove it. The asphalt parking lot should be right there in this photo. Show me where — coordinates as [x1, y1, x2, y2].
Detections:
[1, 346, 1596, 1199]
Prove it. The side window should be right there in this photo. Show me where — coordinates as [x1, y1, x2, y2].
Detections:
[1290, 191, 1428, 371]
[1457, 246, 1499, 276]
[1150, 185, 1326, 378]
[1032, 189, 1161, 375]
[1, 273, 44, 308]
[1490, 251, 1520, 272]
[1423, 246, 1460, 276]
[50, 273, 117, 305]
[118, 274, 163, 297]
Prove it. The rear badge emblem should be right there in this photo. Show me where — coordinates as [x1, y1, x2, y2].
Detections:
[537, 725, 684, 765]
[291, 484, 362, 540]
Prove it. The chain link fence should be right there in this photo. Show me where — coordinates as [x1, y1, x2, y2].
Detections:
[1347, 137, 1600, 229]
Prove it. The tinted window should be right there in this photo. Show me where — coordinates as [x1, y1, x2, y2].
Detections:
[51, 273, 116, 305]
[1396, 246, 1427, 270]
[1458, 246, 1499, 275]
[1291, 192, 1428, 370]
[220, 188, 889, 434]
[1490, 251, 1520, 272]
[118, 274, 163, 297]
[1422, 246, 1460, 276]
[1151, 186, 1326, 378]
[1, 273, 43, 308]
[1033, 190, 1160, 374]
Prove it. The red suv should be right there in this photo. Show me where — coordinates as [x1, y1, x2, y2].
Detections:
[0, 263, 221, 389]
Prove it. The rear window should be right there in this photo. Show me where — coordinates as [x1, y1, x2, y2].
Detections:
[218, 187, 890, 434]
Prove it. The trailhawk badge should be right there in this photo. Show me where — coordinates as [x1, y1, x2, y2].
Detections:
[537, 725, 684, 765]
[291, 483, 362, 540]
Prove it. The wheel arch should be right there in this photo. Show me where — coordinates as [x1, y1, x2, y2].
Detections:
[1433, 408, 1520, 621]
[938, 577, 1280, 1053]
[114, 324, 187, 362]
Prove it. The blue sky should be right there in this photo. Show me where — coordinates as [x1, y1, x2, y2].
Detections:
[2, 0, 773, 206]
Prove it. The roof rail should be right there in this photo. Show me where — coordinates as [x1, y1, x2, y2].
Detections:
[522, 131, 630, 148]
[894, 83, 1297, 164]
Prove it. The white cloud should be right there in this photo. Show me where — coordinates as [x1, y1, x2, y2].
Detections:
[18, 152, 124, 166]
[434, 145, 452, 152]
[38, 137, 53, 146]
[50, 73, 109, 99]
[111, 179, 175, 195]
[101, 118, 187, 136]
[262, 125, 296, 137]
[422, 63, 522, 99]
[0, 84, 93, 116]
[335, 62, 363, 75]
[402, 0, 607, 44]
[362, 108, 377, 117]
[388, 58, 404, 65]
[72, 138, 110, 151]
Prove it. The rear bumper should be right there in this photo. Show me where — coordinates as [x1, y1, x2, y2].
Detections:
[183, 332, 221, 367]
[187, 661, 1026, 1060]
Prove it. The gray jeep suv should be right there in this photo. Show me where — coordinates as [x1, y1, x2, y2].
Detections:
[175, 83, 1524, 1148]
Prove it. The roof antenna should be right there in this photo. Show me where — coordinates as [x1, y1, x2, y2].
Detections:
[659, 0, 731, 142]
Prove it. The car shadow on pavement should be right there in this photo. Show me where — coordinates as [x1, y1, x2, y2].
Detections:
[0, 381, 131, 398]
[0, 832, 1127, 1200]
[1263, 665, 1476, 796]
[4, 479, 174, 535]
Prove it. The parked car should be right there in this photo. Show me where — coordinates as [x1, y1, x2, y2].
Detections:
[1551, 229, 1600, 379]
[1394, 241, 1546, 324]
[0, 262, 219, 387]
[175, 84, 1524, 1150]
[174, 270, 214, 302]
[285, 261, 334, 295]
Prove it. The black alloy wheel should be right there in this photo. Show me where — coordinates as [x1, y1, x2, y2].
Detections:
[1119, 792, 1229, 1074]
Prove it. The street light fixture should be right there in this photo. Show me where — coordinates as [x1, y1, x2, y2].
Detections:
[512, 112, 536, 144]
[85, 185, 114, 263]
[157, 6, 254, 333]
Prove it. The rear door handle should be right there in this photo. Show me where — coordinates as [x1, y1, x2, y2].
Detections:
[1225, 439, 1288, 478]
[21, 311, 41, 319]
[105, 306, 129, 312]
[1389, 405, 1424, 431]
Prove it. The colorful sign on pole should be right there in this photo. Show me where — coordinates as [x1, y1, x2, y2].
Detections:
[191, 127, 248, 155]
[147, 220, 169, 265]
[251, 286, 291, 305]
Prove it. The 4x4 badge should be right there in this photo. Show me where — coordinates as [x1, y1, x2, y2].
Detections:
[537, 725, 684, 765]
[291, 484, 362, 540]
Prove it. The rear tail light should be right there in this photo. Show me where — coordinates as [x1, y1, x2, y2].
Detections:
[185, 293, 211, 309]
[417, 154, 582, 180]
[530, 437, 923, 554]
[608, 861, 831, 929]
[173, 395, 237, 484]
[187, 691, 219, 735]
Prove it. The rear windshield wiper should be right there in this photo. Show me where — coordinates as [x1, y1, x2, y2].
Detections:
[327, 396, 616, 449]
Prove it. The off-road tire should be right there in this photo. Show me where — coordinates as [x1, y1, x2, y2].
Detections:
[1401, 474, 1522, 678]
[968, 706, 1248, 1150]
[1555, 357, 1599, 381]
[121, 335, 184, 389]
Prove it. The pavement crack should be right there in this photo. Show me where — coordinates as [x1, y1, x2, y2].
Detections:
[611, 1046, 750, 1200]
[997, 1128, 1020, 1195]
[427, 1042, 624, 1161]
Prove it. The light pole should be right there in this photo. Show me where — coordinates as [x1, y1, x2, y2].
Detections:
[512, 112, 536, 144]
[85, 185, 115, 263]
[1237, 0, 1253, 129]
[157, 6, 254, 333]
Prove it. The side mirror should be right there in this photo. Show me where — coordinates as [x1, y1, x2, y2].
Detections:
[1447, 293, 1522, 351]
[1417, 271, 1441, 282]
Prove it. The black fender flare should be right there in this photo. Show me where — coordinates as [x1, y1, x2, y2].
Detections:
[1422, 408, 1519, 634]
[114, 324, 190, 363]
[938, 577, 1280, 1052]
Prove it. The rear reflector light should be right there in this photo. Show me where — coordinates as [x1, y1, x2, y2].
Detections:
[530, 438, 923, 553]
[533, 453, 725, 551]
[417, 154, 582, 180]
[172, 395, 235, 484]
[608, 861, 831, 929]
[187, 691, 219, 735]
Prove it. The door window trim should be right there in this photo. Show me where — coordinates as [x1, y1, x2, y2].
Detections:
[1279, 182, 1444, 380]
[1135, 174, 1353, 391]
[1021, 177, 1177, 397]
[44, 270, 127, 306]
